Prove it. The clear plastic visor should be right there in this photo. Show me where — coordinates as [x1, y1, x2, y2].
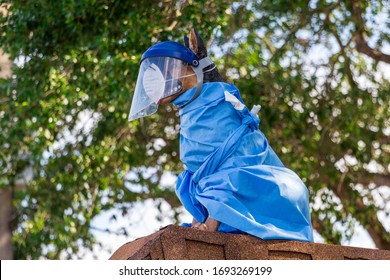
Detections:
[128, 57, 194, 121]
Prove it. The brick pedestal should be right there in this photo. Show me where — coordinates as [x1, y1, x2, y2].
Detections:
[109, 225, 390, 260]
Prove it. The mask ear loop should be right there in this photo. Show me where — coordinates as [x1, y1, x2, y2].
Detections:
[177, 57, 214, 108]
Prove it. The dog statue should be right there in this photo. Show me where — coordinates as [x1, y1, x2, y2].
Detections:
[129, 27, 314, 242]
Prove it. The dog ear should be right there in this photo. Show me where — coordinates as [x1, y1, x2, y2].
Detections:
[188, 26, 208, 58]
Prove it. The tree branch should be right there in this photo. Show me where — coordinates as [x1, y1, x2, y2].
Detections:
[333, 179, 390, 250]
[0, 188, 13, 259]
[350, 1, 390, 64]
[354, 172, 390, 188]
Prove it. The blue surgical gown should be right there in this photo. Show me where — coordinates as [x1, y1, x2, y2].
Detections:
[171, 82, 313, 242]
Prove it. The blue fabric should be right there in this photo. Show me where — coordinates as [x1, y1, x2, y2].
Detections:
[171, 82, 314, 242]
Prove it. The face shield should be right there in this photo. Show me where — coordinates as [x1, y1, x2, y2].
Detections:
[128, 57, 195, 121]
[128, 41, 214, 121]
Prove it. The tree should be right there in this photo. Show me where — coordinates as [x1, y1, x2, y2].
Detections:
[0, 4, 13, 260]
[0, 0, 388, 259]
[0, 0, 231, 259]
[216, 0, 389, 247]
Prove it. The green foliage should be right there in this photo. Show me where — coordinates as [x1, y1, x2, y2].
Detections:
[0, 0, 389, 258]
[1, 0, 232, 259]
[218, 0, 389, 247]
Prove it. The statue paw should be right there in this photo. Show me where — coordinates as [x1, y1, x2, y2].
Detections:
[192, 223, 208, 231]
